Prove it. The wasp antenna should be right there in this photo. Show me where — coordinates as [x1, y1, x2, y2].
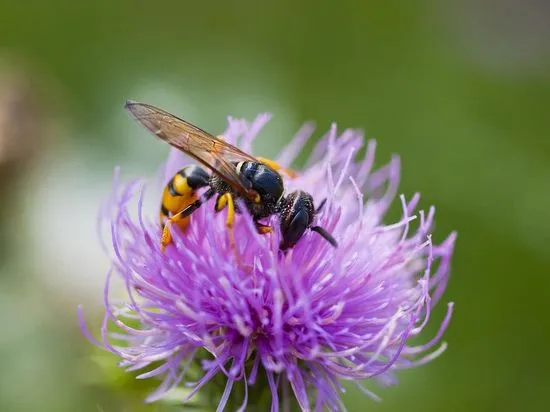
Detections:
[316, 198, 327, 213]
[311, 226, 338, 247]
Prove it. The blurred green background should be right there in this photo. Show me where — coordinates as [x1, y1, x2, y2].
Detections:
[1, 1, 549, 411]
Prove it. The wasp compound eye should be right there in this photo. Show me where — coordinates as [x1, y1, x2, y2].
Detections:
[280, 208, 311, 250]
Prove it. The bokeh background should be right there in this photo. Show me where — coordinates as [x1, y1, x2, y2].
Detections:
[1, 1, 549, 411]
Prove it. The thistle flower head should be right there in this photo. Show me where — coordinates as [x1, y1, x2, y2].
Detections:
[80, 113, 456, 411]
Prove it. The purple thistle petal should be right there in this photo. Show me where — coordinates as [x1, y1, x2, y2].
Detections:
[276, 121, 315, 167]
[80, 114, 456, 410]
[266, 370, 280, 412]
[239, 113, 272, 154]
[216, 377, 234, 412]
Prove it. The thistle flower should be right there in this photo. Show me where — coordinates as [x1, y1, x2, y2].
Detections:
[80, 113, 456, 411]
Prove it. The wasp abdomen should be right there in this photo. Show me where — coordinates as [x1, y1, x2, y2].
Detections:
[160, 166, 209, 230]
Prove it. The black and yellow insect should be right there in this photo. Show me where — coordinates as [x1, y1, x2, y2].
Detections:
[159, 165, 209, 245]
[125, 100, 337, 251]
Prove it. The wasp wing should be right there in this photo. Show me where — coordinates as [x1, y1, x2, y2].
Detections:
[125, 100, 259, 199]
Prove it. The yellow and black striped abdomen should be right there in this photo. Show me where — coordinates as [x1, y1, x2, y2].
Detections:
[160, 165, 210, 231]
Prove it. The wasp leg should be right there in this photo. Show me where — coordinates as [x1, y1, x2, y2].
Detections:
[256, 156, 298, 178]
[161, 188, 215, 251]
[215, 192, 246, 265]
[215, 192, 235, 228]
[255, 221, 273, 234]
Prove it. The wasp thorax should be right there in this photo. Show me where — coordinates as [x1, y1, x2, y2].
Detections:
[239, 161, 284, 219]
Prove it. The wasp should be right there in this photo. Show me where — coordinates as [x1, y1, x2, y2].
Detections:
[125, 100, 337, 251]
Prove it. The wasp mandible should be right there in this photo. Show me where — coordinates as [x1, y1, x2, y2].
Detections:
[125, 101, 338, 251]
